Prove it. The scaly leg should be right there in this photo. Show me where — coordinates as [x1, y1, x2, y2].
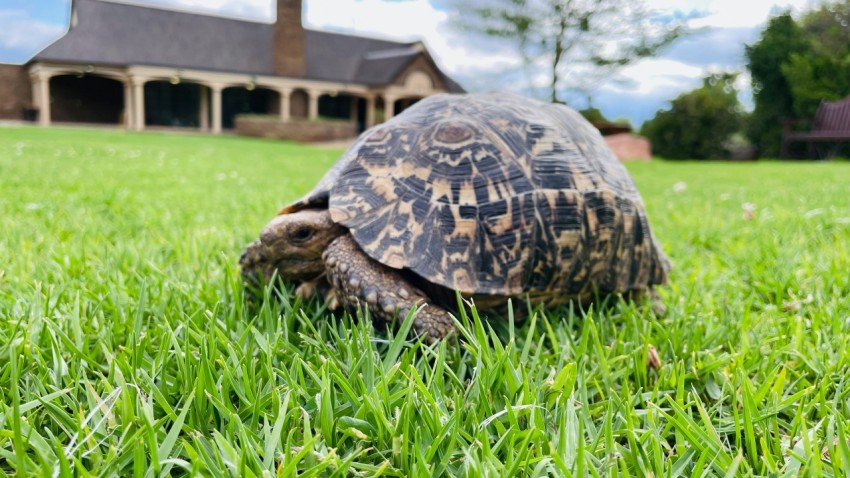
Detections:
[323, 235, 455, 342]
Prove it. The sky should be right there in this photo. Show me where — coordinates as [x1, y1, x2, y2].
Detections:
[0, 0, 824, 127]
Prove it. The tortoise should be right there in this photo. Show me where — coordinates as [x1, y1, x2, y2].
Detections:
[239, 92, 670, 341]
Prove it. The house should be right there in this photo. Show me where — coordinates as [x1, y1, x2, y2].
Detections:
[0, 0, 464, 134]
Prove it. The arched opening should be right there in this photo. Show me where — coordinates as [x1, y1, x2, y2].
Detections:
[222, 86, 280, 129]
[394, 97, 422, 116]
[319, 93, 363, 127]
[375, 96, 386, 124]
[353, 97, 367, 132]
[144, 80, 202, 128]
[49, 74, 124, 125]
[289, 89, 309, 119]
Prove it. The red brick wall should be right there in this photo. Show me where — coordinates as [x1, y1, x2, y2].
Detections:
[0, 64, 32, 120]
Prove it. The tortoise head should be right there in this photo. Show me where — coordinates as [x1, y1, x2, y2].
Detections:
[240, 209, 345, 284]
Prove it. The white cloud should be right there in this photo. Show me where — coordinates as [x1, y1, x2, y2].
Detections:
[0, 10, 66, 51]
[644, 0, 816, 28]
[687, 0, 817, 28]
[606, 59, 705, 95]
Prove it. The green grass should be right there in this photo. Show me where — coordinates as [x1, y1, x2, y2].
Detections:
[1, 125, 849, 476]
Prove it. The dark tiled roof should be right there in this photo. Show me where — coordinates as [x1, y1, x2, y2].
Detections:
[354, 48, 421, 84]
[32, 0, 465, 92]
[304, 31, 414, 84]
[35, 0, 274, 74]
[440, 73, 464, 93]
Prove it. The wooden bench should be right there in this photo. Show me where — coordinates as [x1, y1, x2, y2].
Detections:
[781, 95, 850, 158]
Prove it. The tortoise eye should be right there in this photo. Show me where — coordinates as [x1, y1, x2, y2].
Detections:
[291, 227, 314, 242]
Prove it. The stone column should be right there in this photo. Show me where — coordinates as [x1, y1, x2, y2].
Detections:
[365, 95, 376, 128]
[131, 77, 146, 131]
[211, 84, 223, 134]
[278, 88, 291, 121]
[199, 87, 209, 131]
[384, 94, 396, 120]
[308, 90, 320, 120]
[34, 73, 51, 126]
[123, 80, 134, 130]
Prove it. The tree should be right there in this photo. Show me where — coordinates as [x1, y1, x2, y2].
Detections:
[640, 73, 744, 159]
[782, 2, 850, 119]
[447, 0, 686, 104]
[744, 12, 808, 157]
[578, 106, 633, 133]
[798, 1, 850, 56]
[783, 52, 850, 119]
[578, 106, 608, 124]
[745, 4, 850, 157]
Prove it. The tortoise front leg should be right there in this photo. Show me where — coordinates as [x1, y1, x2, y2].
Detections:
[294, 277, 340, 310]
[323, 235, 456, 342]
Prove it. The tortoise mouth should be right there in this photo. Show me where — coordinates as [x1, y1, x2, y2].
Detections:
[240, 238, 324, 284]
[270, 257, 324, 282]
[239, 240, 264, 269]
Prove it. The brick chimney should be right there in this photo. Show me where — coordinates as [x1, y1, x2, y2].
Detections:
[274, 0, 306, 77]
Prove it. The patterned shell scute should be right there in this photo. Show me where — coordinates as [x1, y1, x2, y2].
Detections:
[328, 92, 668, 295]
[278, 128, 377, 214]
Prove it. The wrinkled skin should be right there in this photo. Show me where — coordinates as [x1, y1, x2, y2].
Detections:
[239, 210, 457, 341]
[240, 210, 344, 284]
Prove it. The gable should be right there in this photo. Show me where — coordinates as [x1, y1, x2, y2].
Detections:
[392, 54, 448, 92]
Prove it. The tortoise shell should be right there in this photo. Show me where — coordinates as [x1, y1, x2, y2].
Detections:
[282, 92, 669, 296]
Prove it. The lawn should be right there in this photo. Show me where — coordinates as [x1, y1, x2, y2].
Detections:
[1, 125, 849, 476]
